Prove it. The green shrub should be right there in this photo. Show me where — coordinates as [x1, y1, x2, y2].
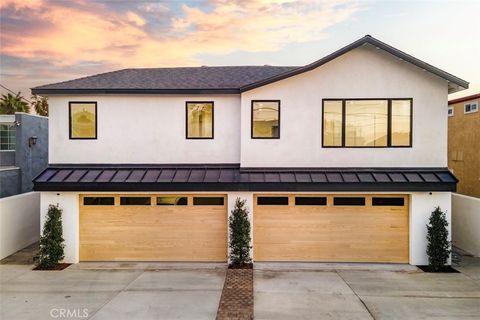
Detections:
[426, 206, 451, 271]
[37, 204, 65, 269]
[229, 198, 251, 266]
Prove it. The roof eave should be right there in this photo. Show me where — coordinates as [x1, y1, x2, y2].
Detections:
[30, 88, 241, 95]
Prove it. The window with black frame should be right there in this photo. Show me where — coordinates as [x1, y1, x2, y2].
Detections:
[252, 100, 280, 138]
[186, 102, 213, 139]
[322, 99, 412, 147]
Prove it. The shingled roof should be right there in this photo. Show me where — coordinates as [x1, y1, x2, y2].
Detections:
[31, 66, 298, 94]
[31, 35, 469, 95]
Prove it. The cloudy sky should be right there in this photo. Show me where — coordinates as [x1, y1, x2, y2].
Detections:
[1, 0, 478, 99]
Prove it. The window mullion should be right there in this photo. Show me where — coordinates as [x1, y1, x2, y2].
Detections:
[387, 99, 392, 147]
[341, 100, 346, 147]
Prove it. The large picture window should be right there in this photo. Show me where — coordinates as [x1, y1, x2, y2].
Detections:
[186, 102, 213, 139]
[252, 100, 280, 139]
[69, 102, 97, 139]
[346, 100, 388, 147]
[322, 99, 412, 147]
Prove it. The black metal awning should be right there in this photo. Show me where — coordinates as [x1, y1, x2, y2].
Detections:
[32, 164, 457, 192]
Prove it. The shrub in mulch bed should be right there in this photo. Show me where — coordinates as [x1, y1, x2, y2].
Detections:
[34, 263, 71, 271]
[417, 265, 459, 273]
[229, 263, 253, 270]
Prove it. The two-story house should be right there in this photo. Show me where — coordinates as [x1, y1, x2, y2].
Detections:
[32, 35, 468, 266]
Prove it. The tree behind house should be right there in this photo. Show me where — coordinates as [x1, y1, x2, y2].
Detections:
[229, 198, 251, 266]
[37, 204, 65, 269]
[426, 206, 451, 271]
[31, 95, 48, 116]
[0, 92, 30, 114]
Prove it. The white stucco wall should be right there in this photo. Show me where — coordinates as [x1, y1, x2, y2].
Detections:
[40, 192, 79, 263]
[0, 192, 40, 260]
[241, 45, 449, 167]
[410, 192, 452, 265]
[452, 193, 480, 257]
[48, 95, 240, 164]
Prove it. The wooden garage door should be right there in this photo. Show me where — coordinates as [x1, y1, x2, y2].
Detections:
[79, 194, 227, 261]
[254, 194, 409, 263]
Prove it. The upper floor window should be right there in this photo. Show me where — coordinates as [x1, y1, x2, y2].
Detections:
[448, 106, 454, 117]
[322, 99, 412, 147]
[252, 100, 280, 139]
[186, 102, 213, 139]
[0, 123, 16, 150]
[69, 102, 97, 139]
[464, 101, 478, 114]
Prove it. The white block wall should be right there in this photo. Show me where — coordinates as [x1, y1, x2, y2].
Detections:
[0, 192, 40, 260]
[452, 193, 480, 257]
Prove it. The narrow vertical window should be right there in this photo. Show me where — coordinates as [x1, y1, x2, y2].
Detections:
[186, 102, 213, 139]
[323, 100, 343, 147]
[252, 100, 280, 138]
[69, 102, 97, 139]
[391, 100, 412, 146]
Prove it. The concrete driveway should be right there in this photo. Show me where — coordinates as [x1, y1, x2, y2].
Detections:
[2, 245, 480, 320]
[0, 264, 226, 320]
[255, 265, 480, 319]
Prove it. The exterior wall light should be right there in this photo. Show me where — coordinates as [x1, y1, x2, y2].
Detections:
[29, 136, 38, 147]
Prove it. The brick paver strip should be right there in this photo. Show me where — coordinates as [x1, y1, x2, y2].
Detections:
[216, 268, 253, 320]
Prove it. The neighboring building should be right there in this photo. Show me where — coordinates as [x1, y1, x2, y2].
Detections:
[32, 35, 468, 266]
[448, 93, 480, 198]
[0, 113, 48, 198]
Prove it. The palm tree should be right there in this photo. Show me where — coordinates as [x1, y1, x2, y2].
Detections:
[0, 92, 30, 114]
[31, 94, 48, 116]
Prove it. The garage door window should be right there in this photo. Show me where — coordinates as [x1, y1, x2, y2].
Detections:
[120, 197, 151, 206]
[295, 197, 327, 206]
[372, 197, 404, 206]
[157, 197, 187, 205]
[193, 197, 224, 205]
[257, 197, 289, 205]
[333, 197, 365, 206]
[83, 197, 114, 205]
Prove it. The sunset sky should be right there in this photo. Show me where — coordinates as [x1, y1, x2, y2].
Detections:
[1, 0, 478, 99]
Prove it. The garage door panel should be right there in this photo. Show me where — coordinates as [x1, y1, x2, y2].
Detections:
[253, 194, 409, 263]
[80, 194, 227, 262]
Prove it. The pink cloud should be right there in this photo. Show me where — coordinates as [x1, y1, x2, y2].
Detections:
[1, 0, 361, 68]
